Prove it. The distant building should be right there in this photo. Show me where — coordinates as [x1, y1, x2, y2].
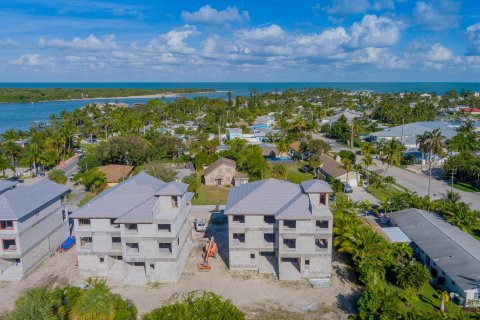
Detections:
[389, 209, 480, 307]
[226, 128, 243, 140]
[225, 179, 333, 280]
[203, 158, 249, 186]
[369, 121, 457, 149]
[0, 180, 70, 281]
[259, 143, 279, 158]
[71, 172, 193, 284]
[462, 108, 480, 115]
[98, 165, 135, 187]
[320, 110, 363, 124]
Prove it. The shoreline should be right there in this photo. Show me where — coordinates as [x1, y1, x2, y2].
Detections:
[0, 90, 219, 104]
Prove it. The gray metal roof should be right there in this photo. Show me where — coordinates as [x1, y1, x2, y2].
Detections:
[389, 208, 480, 292]
[370, 121, 457, 140]
[301, 180, 333, 193]
[155, 182, 188, 196]
[72, 172, 190, 223]
[225, 178, 330, 220]
[0, 179, 69, 221]
[382, 227, 411, 243]
[0, 180, 17, 194]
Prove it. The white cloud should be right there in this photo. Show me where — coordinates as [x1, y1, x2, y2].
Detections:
[236, 25, 286, 43]
[466, 23, 480, 55]
[148, 25, 198, 54]
[413, 0, 461, 31]
[182, 5, 249, 26]
[350, 15, 402, 47]
[38, 34, 117, 51]
[11, 53, 54, 67]
[322, 0, 395, 15]
[0, 38, 20, 47]
[404, 41, 459, 69]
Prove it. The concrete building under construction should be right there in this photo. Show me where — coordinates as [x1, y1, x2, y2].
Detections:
[225, 178, 333, 280]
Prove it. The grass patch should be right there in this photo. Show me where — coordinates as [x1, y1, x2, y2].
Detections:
[192, 185, 230, 205]
[367, 184, 403, 201]
[453, 181, 480, 192]
[377, 281, 468, 317]
[284, 163, 314, 184]
[78, 193, 96, 207]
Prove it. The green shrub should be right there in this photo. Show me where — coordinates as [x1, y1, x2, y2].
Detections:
[143, 291, 245, 320]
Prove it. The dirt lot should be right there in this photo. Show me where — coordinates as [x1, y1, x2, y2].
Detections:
[0, 216, 359, 319]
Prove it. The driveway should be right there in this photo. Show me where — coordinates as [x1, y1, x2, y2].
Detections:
[347, 186, 379, 205]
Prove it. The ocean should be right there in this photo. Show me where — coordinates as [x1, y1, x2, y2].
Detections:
[0, 82, 479, 133]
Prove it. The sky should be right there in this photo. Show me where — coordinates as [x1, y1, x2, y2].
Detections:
[0, 0, 480, 82]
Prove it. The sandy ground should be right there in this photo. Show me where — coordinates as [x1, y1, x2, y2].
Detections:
[0, 217, 358, 319]
[44, 91, 219, 103]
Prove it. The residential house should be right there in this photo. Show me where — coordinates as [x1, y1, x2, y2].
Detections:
[203, 158, 249, 186]
[317, 155, 358, 186]
[0, 179, 70, 281]
[389, 209, 480, 307]
[98, 164, 135, 187]
[225, 179, 333, 280]
[226, 128, 243, 140]
[71, 172, 194, 284]
[320, 110, 363, 124]
[259, 143, 279, 158]
[369, 121, 457, 149]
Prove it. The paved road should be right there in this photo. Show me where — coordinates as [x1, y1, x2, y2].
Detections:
[312, 133, 480, 209]
[371, 160, 480, 210]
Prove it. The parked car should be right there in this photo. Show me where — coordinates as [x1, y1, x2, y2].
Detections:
[343, 183, 353, 193]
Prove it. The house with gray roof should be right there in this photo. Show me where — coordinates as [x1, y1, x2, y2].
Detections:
[0, 179, 70, 281]
[71, 172, 194, 284]
[389, 208, 480, 307]
[225, 178, 333, 280]
[369, 121, 457, 149]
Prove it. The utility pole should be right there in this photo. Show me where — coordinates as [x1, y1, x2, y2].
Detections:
[400, 117, 405, 145]
[350, 120, 354, 149]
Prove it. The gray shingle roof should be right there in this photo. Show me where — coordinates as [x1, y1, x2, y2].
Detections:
[204, 157, 236, 176]
[155, 182, 188, 196]
[0, 180, 17, 194]
[0, 179, 69, 221]
[301, 180, 333, 193]
[71, 172, 165, 219]
[225, 178, 329, 220]
[389, 208, 480, 292]
[318, 155, 347, 178]
[71, 172, 189, 223]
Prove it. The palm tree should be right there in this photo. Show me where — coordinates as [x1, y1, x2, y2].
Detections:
[381, 138, 405, 180]
[276, 139, 290, 157]
[0, 153, 14, 177]
[417, 129, 445, 198]
[396, 262, 431, 292]
[443, 190, 461, 203]
[339, 158, 353, 184]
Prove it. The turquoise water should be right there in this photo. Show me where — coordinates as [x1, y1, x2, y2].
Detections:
[1, 82, 479, 133]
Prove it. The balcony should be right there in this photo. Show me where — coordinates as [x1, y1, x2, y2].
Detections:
[79, 237, 92, 249]
[158, 243, 172, 255]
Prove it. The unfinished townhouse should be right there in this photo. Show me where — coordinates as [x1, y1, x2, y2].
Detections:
[71, 172, 194, 284]
[0, 179, 70, 281]
[225, 178, 333, 280]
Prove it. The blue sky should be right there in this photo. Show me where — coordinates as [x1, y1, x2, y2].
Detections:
[0, 0, 479, 82]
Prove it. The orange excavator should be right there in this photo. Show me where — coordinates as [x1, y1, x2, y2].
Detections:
[198, 236, 218, 271]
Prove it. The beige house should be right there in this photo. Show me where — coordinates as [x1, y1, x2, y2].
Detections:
[317, 155, 358, 186]
[98, 165, 135, 187]
[203, 158, 248, 186]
